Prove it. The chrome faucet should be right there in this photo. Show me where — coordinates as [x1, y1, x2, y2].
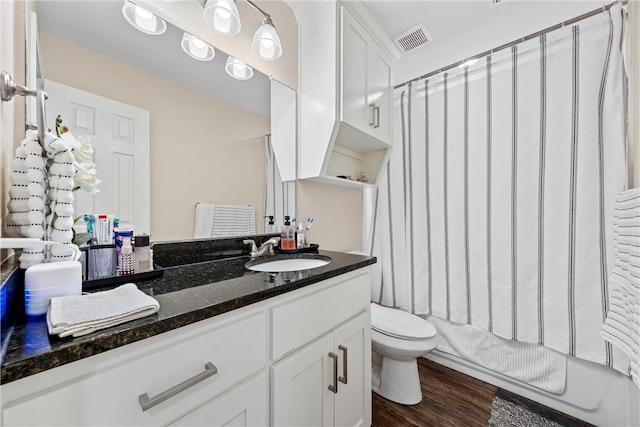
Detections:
[243, 237, 281, 258]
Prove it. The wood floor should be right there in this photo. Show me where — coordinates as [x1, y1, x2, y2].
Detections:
[371, 358, 591, 427]
[372, 358, 496, 427]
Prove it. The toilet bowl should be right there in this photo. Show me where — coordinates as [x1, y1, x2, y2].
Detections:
[370, 302, 438, 405]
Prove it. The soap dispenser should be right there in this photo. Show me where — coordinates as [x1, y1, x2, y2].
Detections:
[266, 215, 277, 234]
[281, 216, 295, 250]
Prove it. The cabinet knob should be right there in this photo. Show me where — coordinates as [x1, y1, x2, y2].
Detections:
[328, 352, 339, 394]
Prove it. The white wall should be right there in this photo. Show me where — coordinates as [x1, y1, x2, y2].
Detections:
[296, 180, 362, 252]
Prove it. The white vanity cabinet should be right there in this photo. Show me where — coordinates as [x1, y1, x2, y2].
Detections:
[270, 269, 371, 427]
[1, 309, 269, 427]
[1, 268, 371, 427]
[298, 2, 393, 187]
[271, 311, 370, 427]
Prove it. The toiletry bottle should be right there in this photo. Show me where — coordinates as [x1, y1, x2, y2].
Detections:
[266, 216, 276, 234]
[281, 216, 295, 250]
[296, 223, 305, 249]
[134, 233, 151, 273]
[118, 237, 135, 276]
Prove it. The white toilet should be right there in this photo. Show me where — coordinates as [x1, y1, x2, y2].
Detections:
[370, 302, 438, 405]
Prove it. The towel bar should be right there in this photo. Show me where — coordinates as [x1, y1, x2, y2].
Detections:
[1, 70, 48, 146]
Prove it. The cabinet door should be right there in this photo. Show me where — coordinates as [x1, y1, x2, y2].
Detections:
[340, 6, 372, 136]
[170, 373, 267, 427]
[271, 333, 336, 426]
[369, 49, 392, 145]
[333, 311, 371, 427]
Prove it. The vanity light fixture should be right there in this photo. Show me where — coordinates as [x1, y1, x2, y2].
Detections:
[202, 0, 241, 35]
[181, 33, 216, 61]
[252, 16, 282, 61]
[225, 56, 254, 80]
[122, 1, 167, 35]
[200, 0, 283, 61]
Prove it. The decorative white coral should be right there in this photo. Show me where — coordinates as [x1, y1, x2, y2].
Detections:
[62, 133, 102, 195]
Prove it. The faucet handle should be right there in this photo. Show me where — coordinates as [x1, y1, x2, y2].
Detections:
[243, 239, 258, 257]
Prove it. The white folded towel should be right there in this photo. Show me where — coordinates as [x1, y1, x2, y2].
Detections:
[600, 188, 640, 389]
[193, 203, 256, 238]
[47, 283, 160, 338]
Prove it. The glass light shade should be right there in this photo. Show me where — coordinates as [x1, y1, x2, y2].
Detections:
[122, 0, 167, 35]
[181, 33, 215, 61]
[203, 0, 241, 35]
[225, 56, 253, 80]
[251, 20, 282, 61]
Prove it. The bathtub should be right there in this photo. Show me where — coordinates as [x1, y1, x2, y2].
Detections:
[425, 350, 639, 426]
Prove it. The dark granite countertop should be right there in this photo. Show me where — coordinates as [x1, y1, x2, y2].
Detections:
[0, 248, 375, 384]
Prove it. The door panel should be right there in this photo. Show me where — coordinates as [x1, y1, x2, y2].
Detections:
[340, 7, 370, 135]
[334, 311, 371, 427]
[44, 80, 150, 233]
[272, 333, 335, 426]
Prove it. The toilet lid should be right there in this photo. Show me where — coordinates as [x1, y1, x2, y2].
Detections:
[370, 303, 436, 340]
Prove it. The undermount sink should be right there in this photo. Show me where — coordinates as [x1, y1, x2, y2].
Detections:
[245, 254, 332, 272]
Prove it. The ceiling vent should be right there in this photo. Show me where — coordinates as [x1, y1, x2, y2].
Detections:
[392, 23, 433, 54]
[489, 0, 510, 8]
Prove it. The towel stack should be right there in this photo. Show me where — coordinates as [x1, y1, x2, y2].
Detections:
[6, 130, 47, 268]
[600, 188, 640, 389]
[47, 283, 159, 338]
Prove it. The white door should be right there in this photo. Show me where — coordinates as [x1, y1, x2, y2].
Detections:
[170, 373, 268, 427]
[333, 312, 371, 427]
[44, 80, 150, 233]
[271, 333, 335, 426]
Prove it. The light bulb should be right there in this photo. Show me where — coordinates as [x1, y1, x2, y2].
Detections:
[134, 6, 153, 20]
[122, 0, 166, 35]
[191, 38, 205, 49]
[181, 32, 215, 61]
[203, 0, 241, 35]
[251, 20, 282, 61]
[216, 6, 231, 20]
[225, 56, 253, 80]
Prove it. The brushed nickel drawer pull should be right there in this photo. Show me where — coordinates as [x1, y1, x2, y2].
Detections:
[328, 352, 338, 394]
[138, 362, 218, 411]
[369, 103, 376, 126]
[338, 345, 348, 385]
[374, 105, 381, 128]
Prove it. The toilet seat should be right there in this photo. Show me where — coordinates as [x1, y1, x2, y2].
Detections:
[370, 303, 436, 341]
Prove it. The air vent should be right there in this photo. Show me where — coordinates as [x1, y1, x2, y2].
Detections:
[392, 23, 433, 54]
[489, 0, 510, 8]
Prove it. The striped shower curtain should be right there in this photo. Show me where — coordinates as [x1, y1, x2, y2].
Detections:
[371, 4, 629, 370]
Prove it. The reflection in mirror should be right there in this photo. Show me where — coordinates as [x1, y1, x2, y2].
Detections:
[34, 0, 293, 241]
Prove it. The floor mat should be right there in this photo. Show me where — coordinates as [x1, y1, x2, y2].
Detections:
[489, 389, 592, 427]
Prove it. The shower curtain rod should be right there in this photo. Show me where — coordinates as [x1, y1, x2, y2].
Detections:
[394, 0, 626, 89]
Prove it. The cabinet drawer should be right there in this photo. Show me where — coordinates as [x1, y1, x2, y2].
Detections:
[271, 270, 370, 361]
[170, 373, 267, 427]
[2, 310, 266, 426]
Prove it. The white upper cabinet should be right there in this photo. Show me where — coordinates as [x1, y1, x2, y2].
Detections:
[298, 2, 393, 188]
[271, 79, 297, 182]
[340, 7, 392, 144]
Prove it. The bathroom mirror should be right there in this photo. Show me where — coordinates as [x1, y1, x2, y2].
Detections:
[32, 0, 294, 241]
